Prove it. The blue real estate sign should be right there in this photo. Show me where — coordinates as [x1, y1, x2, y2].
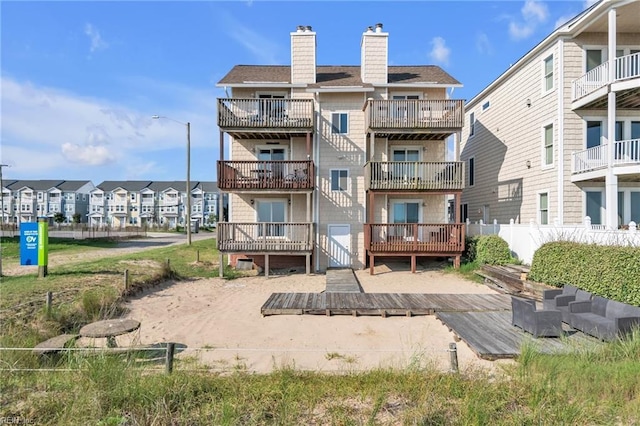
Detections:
[20, 222, 39, 265]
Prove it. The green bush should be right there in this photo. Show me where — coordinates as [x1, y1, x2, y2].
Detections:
[475, 235, 512, 265]
[463, 235, 480, 262]
[529, 242, 640, 306]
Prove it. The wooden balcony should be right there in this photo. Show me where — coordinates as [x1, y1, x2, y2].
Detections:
[217, 222, 314, 253]
[218, 160, 314, 191]
[364, 99, 464, 140]
[365, 161, 464, 191]
[218, 98, 314, 139]
[366, 223, 465, 254]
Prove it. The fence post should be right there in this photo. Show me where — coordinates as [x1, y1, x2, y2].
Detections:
[46, 291, 52, 316]
[629, 221, 637, 233]
[449, 342, 458, 373]
[165, 342, 175, 374]
[196, 250, 200, 263]
[123, 269, 129, 293]
[166, 258, 170, 270]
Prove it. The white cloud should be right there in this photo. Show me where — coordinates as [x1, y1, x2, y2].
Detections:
[508, 0, 549, 40]
[216, 9, 282, 64]
[84, 23, 108, 53]
[429, 37, 450, 66]
[476, 32, 493, 55]
[61, 143, 117, 166]
[0, 76, 219, 182]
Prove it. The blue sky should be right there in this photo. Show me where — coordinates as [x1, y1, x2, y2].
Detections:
[1, 0, 596, 184]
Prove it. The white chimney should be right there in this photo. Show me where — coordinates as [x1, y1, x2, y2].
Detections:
[291, 25, 316, 84]
[361, 23, 388, 84]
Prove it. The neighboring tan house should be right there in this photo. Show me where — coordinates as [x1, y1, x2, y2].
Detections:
[461, 0, 640, 228]
[5, 180, 94, 224]
[216, 24, 465, 274]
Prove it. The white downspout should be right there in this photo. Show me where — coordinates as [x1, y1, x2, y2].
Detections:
[605, 8, 618, 229]
[556, 38, 565, 225]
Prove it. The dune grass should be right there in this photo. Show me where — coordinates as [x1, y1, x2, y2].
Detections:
[1, 238, 638, 424]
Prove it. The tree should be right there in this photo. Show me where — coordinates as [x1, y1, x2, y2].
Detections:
[53, 212, 65, 225]
[72, 213, 82, 224]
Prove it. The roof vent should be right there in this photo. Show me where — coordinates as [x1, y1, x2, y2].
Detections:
[296, 25, 305, 32]
[375, 23, 383, 33]
[305, 25, 312, 32]
[366, 26, 374, 33]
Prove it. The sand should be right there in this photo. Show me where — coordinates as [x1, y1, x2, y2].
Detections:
[118, 264, 513, 374]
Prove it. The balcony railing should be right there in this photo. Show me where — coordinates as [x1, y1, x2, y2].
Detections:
[218, 222, 314, 252]
[572, 52, 640, 100]
[365, 161, 464, 191]
[572, 140, 640, 173]
[218, 98, 314, 129]
[366, 223, 465, 253]
[218, 160, 314, 191]
[364, 99, 464, 131]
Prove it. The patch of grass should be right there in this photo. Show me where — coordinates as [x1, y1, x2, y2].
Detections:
[2, 339, 638, 425]
[444, 261, 484, 284]
[1, 237, 118, 260]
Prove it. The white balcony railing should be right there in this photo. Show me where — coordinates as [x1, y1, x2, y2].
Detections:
[572, 140, 640, 173]
[572, 145, 607, 174]
[613, 139, 640, 165]
[572, 52, 640, 101]
[615, 52, 640, 81]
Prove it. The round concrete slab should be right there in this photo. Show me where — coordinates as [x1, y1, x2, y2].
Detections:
[79, 319, 140, 338]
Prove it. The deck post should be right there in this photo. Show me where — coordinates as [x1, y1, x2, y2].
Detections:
[265, 254, 270, 278]
[454, 255, 461, 269]
[219, 254, 224, 278]
[449, 342, 459, 373]
[411, 255, 416, 273]
[306, 254, 311, 275]
[369, 253, 374, 275]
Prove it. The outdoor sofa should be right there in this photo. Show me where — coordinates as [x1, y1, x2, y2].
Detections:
[543, 284, 593, 323]
[568, 296, 640, 341]
[511, 296, 563, 338]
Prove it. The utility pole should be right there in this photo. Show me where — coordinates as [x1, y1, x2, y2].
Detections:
[0, 163, 9, 277]
[186, 122, 192, 245]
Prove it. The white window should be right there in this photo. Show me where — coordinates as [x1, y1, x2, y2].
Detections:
[538, 192, 549, 225]
[469, 112, 475, 136]
[586, 120, 603, 149]
[468, 157, 475, 187]
[543, 124, 554, 166]
[256, 200, 286, 237]
[482, 100, 490, 111]
[543, 54, 554, 92]
[586, 49, 604, 72]
[331, 170, 348, 191]
[331, 113, 348, 134]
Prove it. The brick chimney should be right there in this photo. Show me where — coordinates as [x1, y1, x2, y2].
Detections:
[291, 25, 316, 84]
[361, 23, 388, 84]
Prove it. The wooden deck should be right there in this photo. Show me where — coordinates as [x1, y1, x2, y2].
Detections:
[260, 293, 511, 317]
[325, 269, 362, 293]
[436, 311, 600, 360]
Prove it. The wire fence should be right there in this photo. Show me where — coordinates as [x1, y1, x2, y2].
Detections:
[0, 343, 461, 374]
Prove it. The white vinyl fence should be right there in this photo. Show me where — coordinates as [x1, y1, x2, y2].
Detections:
[466, 217, 639, 265]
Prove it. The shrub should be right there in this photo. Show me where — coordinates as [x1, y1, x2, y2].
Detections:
[529, 241, 640, 306]
[475, 235, 512, 265]
[463, 235, 480, 262]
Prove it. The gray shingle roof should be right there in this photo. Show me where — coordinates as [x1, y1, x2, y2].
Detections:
[218, 65, 461, 86]
[56, 180, 93, 191]
[7, 180, 63, 191]
[95, 181, 153, 192]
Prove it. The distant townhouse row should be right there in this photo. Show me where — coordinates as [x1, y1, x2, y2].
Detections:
[0, 179, 223, 229]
